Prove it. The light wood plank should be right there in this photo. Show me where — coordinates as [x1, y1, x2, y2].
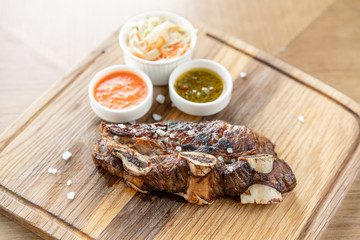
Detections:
[277, 0, 360, 239]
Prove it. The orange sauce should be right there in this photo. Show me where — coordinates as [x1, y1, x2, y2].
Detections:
[94, 71, 148, 110]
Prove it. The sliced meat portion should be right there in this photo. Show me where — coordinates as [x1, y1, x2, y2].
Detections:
[92, 120, 296, 205]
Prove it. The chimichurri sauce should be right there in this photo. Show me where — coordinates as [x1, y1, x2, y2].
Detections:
[175, 69, 223, 103]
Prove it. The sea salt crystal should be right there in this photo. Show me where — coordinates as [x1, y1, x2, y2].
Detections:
[156, 129, 166, 136]
[233, 126, 239, 130]
[152, 113, 162, 121]
[48, 167, 57, 174]
[113, 136, 120, 142]
[212, 133, 219, 140]
[67, 192, 75, 200]
[298, 115, 305, 123]
[156, 94, 166, 104]
[240, 72, 247, 78]
[227, 166, 234, 172]
[218, 156, 224, 162]
[67, 180, 72, 186]
[176, 146, 182, 152]
[62, 151, 72, 161]
[227, 148, 233, 154]
[118, 124, 126, 128]
[188, 130, 195, 136]
[170, 133, 175, 139]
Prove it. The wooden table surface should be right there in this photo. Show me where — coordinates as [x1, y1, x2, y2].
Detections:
[0, 0, 359, 239]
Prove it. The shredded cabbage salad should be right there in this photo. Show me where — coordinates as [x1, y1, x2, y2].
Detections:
[128, 16, 192, 61]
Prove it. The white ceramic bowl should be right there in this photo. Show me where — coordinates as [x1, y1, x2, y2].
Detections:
[169, 59, 233, 116]
[89, 65, 153, 123]
[119, 11, 197, 86]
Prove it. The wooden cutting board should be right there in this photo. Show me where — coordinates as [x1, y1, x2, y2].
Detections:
[0, 22, 360, 240]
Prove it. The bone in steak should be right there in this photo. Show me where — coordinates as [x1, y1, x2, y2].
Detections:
[92, 120, 296, 205]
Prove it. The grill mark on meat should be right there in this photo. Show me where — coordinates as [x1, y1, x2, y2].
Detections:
[194, 145, 216, 154]
[180, 143, 196, 151]
[92, 120, 296, 204]
[215, 138, 231, 150]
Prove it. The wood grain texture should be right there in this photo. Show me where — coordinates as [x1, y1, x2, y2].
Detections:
[0, 23, 359, 239]
[277, 0, 360, 239]
[279, 0, 360, 103]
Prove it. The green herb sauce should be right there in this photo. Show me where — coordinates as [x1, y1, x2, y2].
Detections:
[175, 69, 223, 103]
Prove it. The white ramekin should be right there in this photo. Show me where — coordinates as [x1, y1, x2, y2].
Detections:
[169, 59, 233, 116]
[119, 11, 197, 86]
[89, 65, 153, 123]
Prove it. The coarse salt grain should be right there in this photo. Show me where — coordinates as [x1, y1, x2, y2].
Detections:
[152, 113, 162, 121]
[212, 133, 219, 140]
[188, 130, 195, 135]
[298, 115, 305, 123]
[67, 180, 72, 186]
[156, 94, 166, 104]
[118, 124, 126, 128]
[48, 167, 57, 174]
[234, 126, 239, 130]
[62, 151, 72, 160]
[156, 129, 166, 136]
[218, 156, 224, 161]
[227, 166, 234, 172]
[67, 192, 75, 200]
[227, 148, 233, 153]
[240, 72, 247, 78]
[176, 146, 182, 151]
[169, 133, 175, 138]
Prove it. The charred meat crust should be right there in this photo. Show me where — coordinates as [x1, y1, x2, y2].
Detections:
[101, 120, 276, 158]
[93, 120, 296, 204]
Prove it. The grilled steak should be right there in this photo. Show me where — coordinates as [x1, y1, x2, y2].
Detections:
[92, 120, 296, 205]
